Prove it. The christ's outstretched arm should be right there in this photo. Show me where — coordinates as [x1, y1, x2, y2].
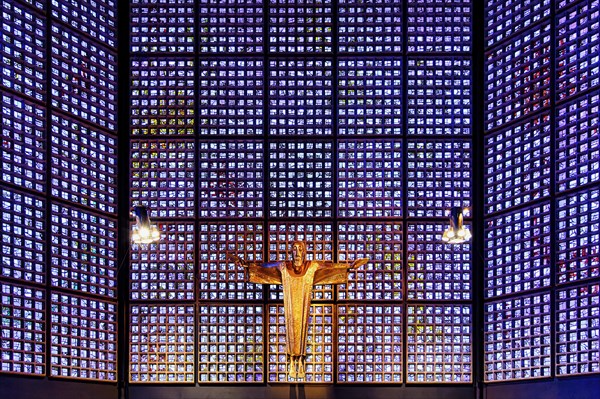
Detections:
[313, 257, 369, 285]
[227, 253, 283, 285]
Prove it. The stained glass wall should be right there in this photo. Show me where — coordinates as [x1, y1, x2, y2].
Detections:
[1, 0, 118, 381]
[128, 0, 473, 385]
[1, 0, 599, 395]
[484, 0, 600, 383]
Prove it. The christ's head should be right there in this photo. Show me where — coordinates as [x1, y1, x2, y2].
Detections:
[291, 241, 306, 271]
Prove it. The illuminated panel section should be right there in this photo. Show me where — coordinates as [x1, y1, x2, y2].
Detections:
[50, 114, 117, 213]
[338, 0, 402, 53]
[130, 222, 194, 301]
[485, 202, 551, 298]
[484, 113, 551, 215]
[50, 25, 117, 131]
[198, 59, 263, 136]
[406, 304, 472, 383]
[407, 222, 471, 301]
[50, 203, 117, 298]
[556, 282, 600, 376]
[198, 141, 263, 218]
[337, 222, 402, 301]
[0, 1, 45, 102]
[15, 0, 45, 12]
[407, 140, 471, 217]
[407, 0, 471, 52]
[49, 292, 116, 381]
[130, 139, 195, 218]
[0, 188, 45, 284]
[0, 282, 45, 375]
[484, 292, 551, 382]
[130, 0, 194, 53]
[268, 141, 333, 218]
[338, 140, 402, 218]
[198, 0, 263, 53]
[51, 0, 117, 48]
[557, 188, 600, 284]
[407, 57, 471, 136]
[0, 91, 45, 193]
[268, 222, 333, 301]
[268, 304, 334, 383]
[556, 91, 600, 192]
[557, 0, 587, 10]
[485, 23, 551, 131]
[269, 0, 332, 53]
[130, 58, 195, 136]
[338, 58, 402, 136]
[268, 59, 333, 136]
[129, 304, 195, 383]
[484, 0, 550, 48]
[556, 0, 600, 102]
[337, 304, 402, 383]
[198, 305, 264, 383]
[198, 222, 264, 301]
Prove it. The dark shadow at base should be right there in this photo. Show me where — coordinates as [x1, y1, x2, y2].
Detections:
[290, 384, 306, 399]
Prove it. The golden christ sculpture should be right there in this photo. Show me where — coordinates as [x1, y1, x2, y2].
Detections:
[229, 241, 368, 379]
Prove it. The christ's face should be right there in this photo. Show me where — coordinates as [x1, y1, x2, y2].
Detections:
[292, 242, 305, 268]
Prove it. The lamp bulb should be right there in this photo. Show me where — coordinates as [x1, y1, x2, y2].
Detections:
[139, 226, 149, 238]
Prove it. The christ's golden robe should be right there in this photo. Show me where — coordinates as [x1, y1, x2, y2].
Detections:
[246, 260, 355, 357]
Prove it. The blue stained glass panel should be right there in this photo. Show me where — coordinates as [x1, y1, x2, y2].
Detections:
[338, 0, 402, 53]
[485, 23, 551, 131]
[407, 57, 471, 136]
[49, 292, 117, 381]
[50, 25, 117, 130]
[556, 283, 600, 376]
[0, 188, 45, 284]
[556, 90, 600, 192]
[129, 304, 194, 383]
[130, 58, 195, 136]
[407, 0, 472, 52]
[338, 58, 402, 136]
[269, 59, 333, 136]
[268, 0, 333, 53]
[198, 0, 263, 54]
[0, 282, 45, 375]
[50, 203, 117, 298]
[198, 141, 264, 218]
[198, 305, 264, 383]
[556, 188, 600, 284]
[268, 141, 333, 218]
[337, 304, 402, 383]
[50, 114, 117, 213]
[130, 0, 195, 53]
[338, 140, 402, 218]
[1, 1, 46, 102]
[51, 0, 117, 48]
[485, 113, 551, 215]
[556, 0, 600, 101]
[485, 203, 551, 298]
[406, 304, 472, 383]
[485, 0, 550, 48]
[484, 292, 552, 382]
[1, 91, 46, 193]
[198, 59, 263, 136]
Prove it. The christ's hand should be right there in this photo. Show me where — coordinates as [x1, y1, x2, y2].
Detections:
[226, 253, 248, 268]
[350, 258, 369, 269]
